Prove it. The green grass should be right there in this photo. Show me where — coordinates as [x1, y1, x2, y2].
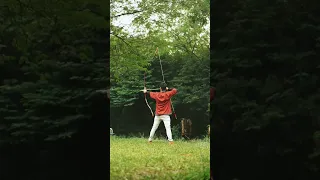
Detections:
[110, 136, 210, 180]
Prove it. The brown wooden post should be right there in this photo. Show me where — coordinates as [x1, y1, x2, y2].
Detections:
[181, 118, 192, 139]
[188, 119, 192, 137]
[181, 118, 185, 137]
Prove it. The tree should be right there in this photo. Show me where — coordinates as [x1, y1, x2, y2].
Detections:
[211, 0, 320, 179]
[0, 0, 109, 143]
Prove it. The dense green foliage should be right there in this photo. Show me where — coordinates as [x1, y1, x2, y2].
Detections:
[211, 0, 320, 179]
[0, 1, 110, 179]
[110, 0, 210, 136]
[0, 0, 109, 144]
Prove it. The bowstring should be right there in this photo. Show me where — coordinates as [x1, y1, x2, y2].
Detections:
[158, 49, 165, 83]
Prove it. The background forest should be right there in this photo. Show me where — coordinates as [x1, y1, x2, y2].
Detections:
[211, 0, 320, 179]
[110, 0, 210, 137]
[0, 1, 109, 179]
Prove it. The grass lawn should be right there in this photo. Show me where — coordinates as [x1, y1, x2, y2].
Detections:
[110, 136, 210, 180]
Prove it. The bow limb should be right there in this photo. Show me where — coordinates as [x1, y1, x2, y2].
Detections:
[170, 99, 177, 119]
[145, 94, 154, 117]
[144, 72, 154, 117]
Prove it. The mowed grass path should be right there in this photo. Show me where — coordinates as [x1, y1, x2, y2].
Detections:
[110, 136, 210, 180]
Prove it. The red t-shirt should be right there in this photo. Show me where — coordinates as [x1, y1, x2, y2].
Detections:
[150, 89, 178, 115]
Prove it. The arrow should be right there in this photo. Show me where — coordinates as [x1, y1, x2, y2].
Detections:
[139, 88, 159, 91]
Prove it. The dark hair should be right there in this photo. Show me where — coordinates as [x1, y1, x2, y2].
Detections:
[159, 82, 167, 91]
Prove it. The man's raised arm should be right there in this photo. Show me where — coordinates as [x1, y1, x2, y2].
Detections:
[167, 87, 178, 97]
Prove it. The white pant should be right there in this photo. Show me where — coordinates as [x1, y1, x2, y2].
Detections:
[148, 115, 173, 141]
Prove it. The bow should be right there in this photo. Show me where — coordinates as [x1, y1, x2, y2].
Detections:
[144, 71, 154, 117]
[155, 47, 177, 120]
[143, 48, 160, 116]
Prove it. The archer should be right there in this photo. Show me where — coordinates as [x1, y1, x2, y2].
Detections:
[143, 82, 178, 144]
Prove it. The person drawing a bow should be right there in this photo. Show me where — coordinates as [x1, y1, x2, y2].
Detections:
[143, 82, 178, 144]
